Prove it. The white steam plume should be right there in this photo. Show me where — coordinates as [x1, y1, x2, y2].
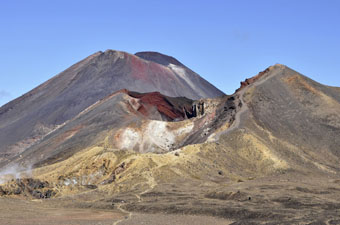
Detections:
[0, 164, 33, 185]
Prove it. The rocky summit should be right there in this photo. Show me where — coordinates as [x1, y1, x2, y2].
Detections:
[1, 51, 340, 225]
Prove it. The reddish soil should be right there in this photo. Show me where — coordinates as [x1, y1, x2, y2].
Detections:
[107, 89, 194, 121]
[236, 68, 270, 92]
[127, 91, 193, 121]
[129, 55, 149, 81]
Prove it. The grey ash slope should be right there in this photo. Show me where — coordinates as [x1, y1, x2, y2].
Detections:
[4, 90, 195, 168]
[5, 92, 147, 168]
[0, 50, 224, 162]
[217, 64, 340, 176]
[135, 51, 185, 66]
[135, 51, 224, 99]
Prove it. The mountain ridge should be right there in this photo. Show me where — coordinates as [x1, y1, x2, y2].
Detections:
[1, 55, 340, 224]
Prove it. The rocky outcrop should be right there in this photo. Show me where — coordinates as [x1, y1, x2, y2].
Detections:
[0, 178, 55, 199]
[101, 162, 128, 185]
[191, 101, 205, 118]
[236, 67, 270, 92]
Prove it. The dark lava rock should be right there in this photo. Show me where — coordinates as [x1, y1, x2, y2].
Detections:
[101, 174, 116, 185]
[13, 188, 22, 195]
[26, 178, 48, 189]
[0, 178, 54, 199]
[31, 189, 55, 199]
[84, 184, 98, 189]
[44, 189, 56, 198]
[32, 190, 43, 199]
[0, 186, 5, 196]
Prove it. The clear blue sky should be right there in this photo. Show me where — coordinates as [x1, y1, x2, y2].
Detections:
[1, 0, 339, 106]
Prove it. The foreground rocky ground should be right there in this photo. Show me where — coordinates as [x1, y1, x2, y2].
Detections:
[0, 198, 230, 225]
[1, 172, 340, 224]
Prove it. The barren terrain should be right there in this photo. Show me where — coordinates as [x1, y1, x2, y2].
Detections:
[1, 52, 340, 224]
